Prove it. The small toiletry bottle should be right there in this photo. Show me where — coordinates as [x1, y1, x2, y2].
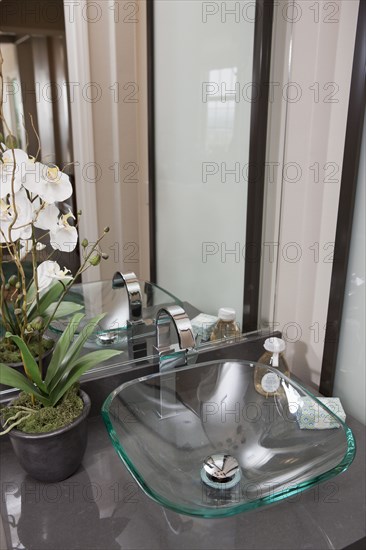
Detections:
[210, 308, 241, 342]
[254, 337, 289, 397]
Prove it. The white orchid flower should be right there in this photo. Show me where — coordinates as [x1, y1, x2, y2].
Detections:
[22, 163, 73, 203]
[49, 210, 78, 252]
[33, 202, 60, 231]
[0, 188, 33, 243]
[37, 260, 73, 292]
[32, 203, 78, 252]
[0, 149, 30, 199]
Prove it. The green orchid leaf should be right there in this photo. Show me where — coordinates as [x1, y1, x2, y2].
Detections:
[43, 301, 84, 320]
[45, 312, 85, 387]
[26, 281, 37, 306]
[48, 313, 106, 393]
[5, 334, 47, 393]
[0, 364, 50, 406]
[49, 350, 121, 406]
[27, 281, 65, 320]
[1, 301, 17, 333]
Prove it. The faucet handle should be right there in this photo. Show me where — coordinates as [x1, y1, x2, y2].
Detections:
[112, 271, 143, 323]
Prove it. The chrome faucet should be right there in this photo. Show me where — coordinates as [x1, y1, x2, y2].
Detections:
[111, 271, 149, 358]
[154, 305, 196, 371]
[112, 271, 143, 324]
[154, 305, 196, 418]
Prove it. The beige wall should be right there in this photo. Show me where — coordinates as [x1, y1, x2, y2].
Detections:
[268, 0, 359, 386]
[86, 0, 149, 281]
[65, 0, 150, 282]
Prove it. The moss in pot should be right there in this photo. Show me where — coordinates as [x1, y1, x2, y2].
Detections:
[0, 312, 121, 482]
[0, 271, 81, 370]
[0, 333, 54, 365]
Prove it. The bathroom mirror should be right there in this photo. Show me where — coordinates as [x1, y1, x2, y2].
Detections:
[0, 0, 274, 336]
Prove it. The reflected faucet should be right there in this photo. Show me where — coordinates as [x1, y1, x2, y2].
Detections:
[112, 271, 148, 358]
[112, 271, 143, 324]
[154, 305, 196, 371]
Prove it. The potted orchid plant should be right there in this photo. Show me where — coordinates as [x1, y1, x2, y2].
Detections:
[0, 48, 122, 482]
[0, 312, 121, 482]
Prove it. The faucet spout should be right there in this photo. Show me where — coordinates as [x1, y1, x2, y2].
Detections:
[155, 305, 195, 369]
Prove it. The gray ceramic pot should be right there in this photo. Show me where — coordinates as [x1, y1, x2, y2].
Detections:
[6, 390, 91, 483]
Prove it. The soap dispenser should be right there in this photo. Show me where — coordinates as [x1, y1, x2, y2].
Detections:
[254, 337, 289, 397]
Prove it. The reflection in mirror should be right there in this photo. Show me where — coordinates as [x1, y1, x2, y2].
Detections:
[1, 43, 26, 149]
[0, 1, 79, 274]
[152, 0, 256, 324]
[0, 0, 277, 339]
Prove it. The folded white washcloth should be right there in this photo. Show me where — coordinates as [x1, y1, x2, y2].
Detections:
[191, 313, 218, 342]
[296, 397, 346, 429]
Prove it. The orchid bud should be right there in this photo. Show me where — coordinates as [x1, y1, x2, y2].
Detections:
[81, 238, 88, 248]
[5, 134, 18, 149]
[15, 282, 21, 290]
[8, 275, 17, 286]
[31, 316, 44, 331]
[104, 226, 110, 233]
[89, 254, 101, 266]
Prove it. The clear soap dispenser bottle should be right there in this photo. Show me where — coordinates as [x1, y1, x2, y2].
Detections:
[210, 308, 241, 342]
[254, 337, 289, 397]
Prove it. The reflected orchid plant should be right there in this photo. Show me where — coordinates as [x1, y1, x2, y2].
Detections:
[0, 51, 109, 353]
[0, 141, 110, 345]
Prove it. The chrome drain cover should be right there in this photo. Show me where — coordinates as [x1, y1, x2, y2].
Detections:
[201, 453, 241, 489]
[96, 332, 119, 345]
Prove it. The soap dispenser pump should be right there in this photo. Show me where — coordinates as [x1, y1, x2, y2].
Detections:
[254, 337, 290, 397]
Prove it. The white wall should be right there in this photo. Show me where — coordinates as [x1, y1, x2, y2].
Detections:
[271, 0, 359, 387]
[333, 112, 365, 424]
[0, 43, 26, 149]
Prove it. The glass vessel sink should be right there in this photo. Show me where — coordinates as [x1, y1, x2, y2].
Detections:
[102, 360, 355, 518]
[49, 279, 183, 346]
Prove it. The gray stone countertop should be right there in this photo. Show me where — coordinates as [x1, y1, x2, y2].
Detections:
[0, 412, 365, 550]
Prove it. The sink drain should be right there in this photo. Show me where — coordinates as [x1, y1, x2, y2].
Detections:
[96, 332, 119, 345]
[201, 453, 241, 489]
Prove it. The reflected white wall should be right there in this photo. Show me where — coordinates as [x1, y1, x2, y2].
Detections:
[334, 112, 366, 424]
[155, 0, 255, 321]
[1, 43, 26, 149]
